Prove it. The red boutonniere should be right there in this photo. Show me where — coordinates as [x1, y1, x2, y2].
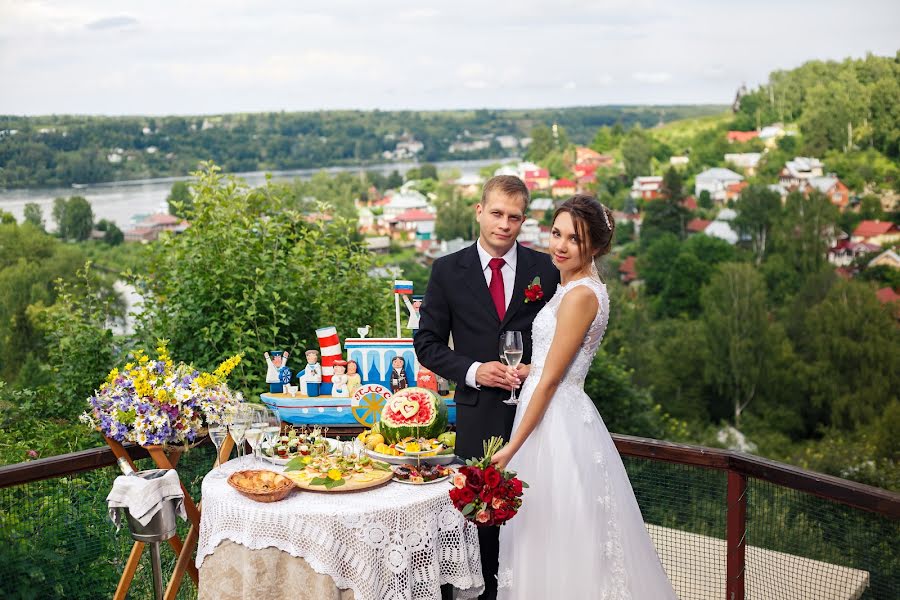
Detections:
[524, 277, 543, 303]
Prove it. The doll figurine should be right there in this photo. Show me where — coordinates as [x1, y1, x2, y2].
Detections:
[402, 295, 422, 334]
[264, 350, 290, 393]
[389, 355, 409, 393]
[331, 360, 349, 397]
[346, 360, 362, 396]
[297, 349, 322, 396]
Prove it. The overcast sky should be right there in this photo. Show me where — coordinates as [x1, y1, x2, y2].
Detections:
[1, 0, 898, 116]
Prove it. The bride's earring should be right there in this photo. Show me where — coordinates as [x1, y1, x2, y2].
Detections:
[590, 259, 599, 280]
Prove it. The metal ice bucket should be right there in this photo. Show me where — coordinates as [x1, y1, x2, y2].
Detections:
[121, 469, 179, 543]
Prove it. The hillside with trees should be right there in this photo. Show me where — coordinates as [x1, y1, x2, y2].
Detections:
[0, 105, 723, 188]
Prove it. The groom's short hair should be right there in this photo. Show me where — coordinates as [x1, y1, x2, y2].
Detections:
[481, 175, 529, 212]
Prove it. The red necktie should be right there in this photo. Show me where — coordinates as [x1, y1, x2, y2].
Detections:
[488, 257, 506, 320]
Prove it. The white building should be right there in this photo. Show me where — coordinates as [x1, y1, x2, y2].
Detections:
[382, 191, 431, 220]
[780, 157, 824, 187]
[695, 168, 744, 203]
[495, 135, 519, 150]
[669, 156, 690, 167]
[631, 176, 664, 200]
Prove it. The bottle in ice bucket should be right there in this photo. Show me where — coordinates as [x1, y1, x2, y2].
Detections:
[117, 456, 137, 476]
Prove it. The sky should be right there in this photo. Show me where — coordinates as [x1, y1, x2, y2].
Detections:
[1, 0, 898, 116]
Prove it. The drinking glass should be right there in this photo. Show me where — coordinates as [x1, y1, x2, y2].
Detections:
[229, 410, 250, 462]
[501, 331, 524, 405]
[261, 407, 281, 463]
[207, 426, 229, 478]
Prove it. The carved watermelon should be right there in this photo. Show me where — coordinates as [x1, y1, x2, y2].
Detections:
[380, 387, 448, 444]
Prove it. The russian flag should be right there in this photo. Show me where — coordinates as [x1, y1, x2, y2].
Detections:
[394, 280, 414, 295]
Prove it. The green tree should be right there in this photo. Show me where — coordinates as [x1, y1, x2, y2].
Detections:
[800, 71, 868, 155]
[734, 185, 782, 264]
[23, 203, 44, 230]
[167, 181, 193, 219]
[772, 191, 838, 277]
[434, 187, 476, 242]
[701, 263, 771, 428]
[95, 219, 124, 246]
[0, 222, 87, 383]
[386, 170, 403, 189]
[525, 125, 555, 162]
[621, 126, 653, 180]
[56, 196, 95, 241]
[29, 262, 122, 417]
[134, 163, 393, 392]
[0, 211, 14, 224]
[590, 125, 620, 153]
[803, 280, 900, 429]
[641, 173, 690, 246]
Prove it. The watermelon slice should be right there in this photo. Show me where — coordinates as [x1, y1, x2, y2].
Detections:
[380, 387, 448, 444]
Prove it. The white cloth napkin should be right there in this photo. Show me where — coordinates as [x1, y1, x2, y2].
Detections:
[107, 469, 187, 528]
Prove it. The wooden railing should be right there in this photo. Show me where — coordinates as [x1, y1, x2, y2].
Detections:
[1, 433, 897, 600]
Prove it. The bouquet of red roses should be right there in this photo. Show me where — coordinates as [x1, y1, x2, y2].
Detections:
[449, 436, 527, 527]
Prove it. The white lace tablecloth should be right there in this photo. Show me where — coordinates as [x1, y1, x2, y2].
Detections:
[197, 457, 484, 600]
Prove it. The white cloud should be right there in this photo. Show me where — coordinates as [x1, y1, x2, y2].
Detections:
[632, 72, 672, 84]
[0, 0, 897, 114]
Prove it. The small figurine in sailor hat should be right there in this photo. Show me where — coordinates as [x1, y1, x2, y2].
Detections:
[264, 350, 290, 393]
[297, 349, 322, 396]
[331, 359, 349, 397]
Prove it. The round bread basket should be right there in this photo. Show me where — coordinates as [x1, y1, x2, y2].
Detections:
[227, 469, 295, 502]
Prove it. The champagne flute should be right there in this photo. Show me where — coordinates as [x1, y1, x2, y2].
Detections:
[501, 331, 524, 405]
[261, 407, 281, 462]
[208, 426, 229, 478]
[229, 416, 249, 462]
[245, 425, 264, 464]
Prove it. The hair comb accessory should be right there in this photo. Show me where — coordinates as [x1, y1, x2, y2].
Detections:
[599, 204, 611, 230]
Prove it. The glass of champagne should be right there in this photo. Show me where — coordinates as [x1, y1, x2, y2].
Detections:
[261, 407, 281, 463]
[208, 426, 229, 478]
[229, 414, 249, 463]
[501, 331, 524, 405]
[245, 424, 264, 465]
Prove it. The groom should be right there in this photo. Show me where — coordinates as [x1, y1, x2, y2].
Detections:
[415, 175, 559, 599]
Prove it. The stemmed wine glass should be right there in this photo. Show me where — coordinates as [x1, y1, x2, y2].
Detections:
[501, 331, 524, 405]
[260, 406, 282, 464]
[229, 406, 252, 464]
[245, 405, 270, 465]
[207, 426, 229, 478]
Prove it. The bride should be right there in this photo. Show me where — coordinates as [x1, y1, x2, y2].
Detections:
[491, 195, 677, 599]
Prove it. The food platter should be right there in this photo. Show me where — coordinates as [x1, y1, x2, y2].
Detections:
[282, 454, 394, 493]
[391, 463, 455, 485]
[262, 437, 341, 465]
[366, 448, 457, 466]
[227, 470, 295, 502]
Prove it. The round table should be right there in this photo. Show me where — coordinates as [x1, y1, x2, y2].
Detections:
[197, 457, 484, 600]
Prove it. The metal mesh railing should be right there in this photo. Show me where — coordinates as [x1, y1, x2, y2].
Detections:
[624, 456, 728, 600]
[1, 444, 897, 600]
[744, 478, 900, 600]
[0, 445, 215, 600]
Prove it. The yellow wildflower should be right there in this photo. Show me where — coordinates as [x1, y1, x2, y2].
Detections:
[327, 468, 343, 481]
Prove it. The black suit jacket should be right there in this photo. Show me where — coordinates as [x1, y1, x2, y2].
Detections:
[414, 242, 560, 459]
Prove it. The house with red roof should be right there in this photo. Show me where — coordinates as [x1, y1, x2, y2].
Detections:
[551, 178, 577, 198]
[852, 220, 900, 246]
[828, 240, 881, 267]
[523, 168, 550, 190]
[686, 218, 713, 235]
[575, 146, 614, 168]
[725, 181, 749, 202]
[619, 256, 639, 285]
[876, 287, 900, 319]
[727, 130, 759, 143]
[682, 196, 698, 211]
[804, 176, 850, 210]
[573, 163, 598, 178]
[390, 208, 436, 240]
[124, 213, 189, 242]
[630, 176, 664, 201]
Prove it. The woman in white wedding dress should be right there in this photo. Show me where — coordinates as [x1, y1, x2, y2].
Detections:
[492, 195, 677, 600]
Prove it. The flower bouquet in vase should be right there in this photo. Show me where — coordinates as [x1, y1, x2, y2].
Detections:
[449, 436, 527, 527]
[81, 339, 243, 449]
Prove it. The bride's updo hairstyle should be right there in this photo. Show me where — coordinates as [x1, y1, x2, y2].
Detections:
[552, 194, 616, 272]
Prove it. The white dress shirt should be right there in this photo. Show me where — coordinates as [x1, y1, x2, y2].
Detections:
[464, 240, 518, 389]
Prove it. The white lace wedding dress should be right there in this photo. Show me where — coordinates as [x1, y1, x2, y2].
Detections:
[497, 277, 677, 600]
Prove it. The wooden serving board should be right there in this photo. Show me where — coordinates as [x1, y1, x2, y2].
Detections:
[284, 467, 393, 492]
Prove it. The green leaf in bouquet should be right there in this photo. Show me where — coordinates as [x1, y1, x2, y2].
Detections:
[521, 482, 529, 488]
[461, 503, 475, 516]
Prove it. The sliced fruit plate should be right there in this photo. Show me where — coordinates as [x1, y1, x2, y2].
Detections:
[392, 463, 455, 485]
[262, 437, 341, 465]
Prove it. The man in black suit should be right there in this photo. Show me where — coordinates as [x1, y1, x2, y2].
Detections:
[414, 175, 560, 600]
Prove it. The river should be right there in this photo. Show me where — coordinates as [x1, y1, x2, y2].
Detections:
[0, 158, 507, 229]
